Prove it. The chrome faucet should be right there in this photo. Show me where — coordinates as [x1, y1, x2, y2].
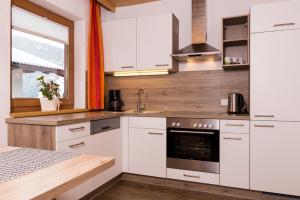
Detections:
[137, 88, 147, 112]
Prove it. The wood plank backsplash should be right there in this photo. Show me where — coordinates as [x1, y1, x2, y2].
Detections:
[105, 70, 249, 113]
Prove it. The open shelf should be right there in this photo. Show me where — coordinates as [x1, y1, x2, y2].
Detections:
[222, 15, 250, 70]
[223, 39, 248, 47]
[222, 64, 249, 70]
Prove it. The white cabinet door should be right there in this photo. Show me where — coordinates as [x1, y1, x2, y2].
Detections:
[137, 13, 173, 70]
[250, 29, 300, 121]
[220, 132, 249, 189]
[250, 121, 300, 196]
[103, 18, 137, 72]
[89, 128, 122, 188]
[56, 136, 94, 200]
[251, 0, 300, 33]
[129, 128, 166, 178]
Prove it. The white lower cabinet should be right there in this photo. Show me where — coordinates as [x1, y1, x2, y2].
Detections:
[220, 132, 249, 189]
[56, 120, 123, 200]
[250, 121, 300, 196]
[89, 128, 123, 187]
[129, 127, 166, 178]
[167, 168, 219, 185]
[56, 135, 95, 200]
[220, 120, 249, 189]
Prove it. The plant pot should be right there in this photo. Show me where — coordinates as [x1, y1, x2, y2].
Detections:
[40, 98, 59, 112]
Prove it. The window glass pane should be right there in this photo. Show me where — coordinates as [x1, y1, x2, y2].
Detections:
[12, 29, 67, 98]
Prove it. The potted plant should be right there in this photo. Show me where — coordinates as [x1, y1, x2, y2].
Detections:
[37, 76, 61, 112]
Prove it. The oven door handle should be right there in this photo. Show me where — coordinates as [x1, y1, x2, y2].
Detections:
[169, 130, 215, 135]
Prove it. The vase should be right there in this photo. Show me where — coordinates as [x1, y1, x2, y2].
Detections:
[39, 98, 59, 112]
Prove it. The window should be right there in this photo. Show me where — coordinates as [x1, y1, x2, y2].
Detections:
[11, 0, 74, 112]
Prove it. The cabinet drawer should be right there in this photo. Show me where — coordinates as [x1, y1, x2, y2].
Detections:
[251, 0, 300, 33]
[167, 168, 219, 185]
[56, 122, 90, 142]
[56, 136, 91, 154]
[129, 117, 166, 129]
[220, 120, 249, 134]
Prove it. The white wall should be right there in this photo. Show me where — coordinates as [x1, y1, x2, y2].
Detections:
[0, 0, 89, 145]
[102, 0, 288, 71]
[0, 0, 12, 145]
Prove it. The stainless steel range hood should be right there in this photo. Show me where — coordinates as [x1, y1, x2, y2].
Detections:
[172, 0, 221, 61]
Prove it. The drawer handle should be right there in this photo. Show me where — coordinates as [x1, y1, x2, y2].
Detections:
[101, 126, 111, 130]
[148, 132, 163, 135]
[273, 22, 295, 27]
[225, 124, 244, 127]
[69, 126, 85, 132]
[223, 137, 242, 140]
[183, 174, 200, 179]
[121, 66, 134, 69]
[155, 64, 169, 67]
[254, 125, 275, 128]
[69, 142, 85, 149]
[254, 115, 274, 118]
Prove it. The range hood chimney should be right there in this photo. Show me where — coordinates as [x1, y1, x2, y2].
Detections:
[172, 0, 221, 61]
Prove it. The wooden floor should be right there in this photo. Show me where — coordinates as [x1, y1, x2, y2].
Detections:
[91, 180, 250, 200]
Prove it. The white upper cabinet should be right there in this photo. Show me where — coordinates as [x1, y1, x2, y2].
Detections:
[250, 28, 300, 121]
[103, 18, 137, 72]
[250, 121, 300, 196]
[137, 13, 178, 71]
[251, 0, 300, 33]
[103, 13, 178, 73]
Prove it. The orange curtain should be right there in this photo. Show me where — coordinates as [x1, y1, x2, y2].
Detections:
[88, 0, 105, 110]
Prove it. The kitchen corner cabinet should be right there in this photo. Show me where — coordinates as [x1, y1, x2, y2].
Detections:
[220, 120, 249, 189]
[103, 13, 178, 73]
[250, 121, 300, 196]
[128, 117, 167, 178]
[102, 18, 137, 72]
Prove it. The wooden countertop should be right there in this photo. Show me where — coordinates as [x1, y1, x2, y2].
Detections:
[0, 146, 114, 200]
[6, 111, 250, 126]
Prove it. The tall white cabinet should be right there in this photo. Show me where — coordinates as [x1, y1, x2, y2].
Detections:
[250, 0, 300, 196]
[102, 13, 178, 73]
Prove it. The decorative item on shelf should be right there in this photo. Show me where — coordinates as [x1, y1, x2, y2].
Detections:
[37, 76, 62, 112]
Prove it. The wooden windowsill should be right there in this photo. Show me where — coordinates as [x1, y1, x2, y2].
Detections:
[10, 108, 89, 118]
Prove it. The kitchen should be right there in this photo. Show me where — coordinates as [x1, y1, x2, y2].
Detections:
[0, 0, 300, 199]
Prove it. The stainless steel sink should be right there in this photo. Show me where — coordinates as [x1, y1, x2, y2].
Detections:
[125, 110, 163, 114]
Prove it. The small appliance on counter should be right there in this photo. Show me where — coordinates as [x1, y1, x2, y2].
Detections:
[108, 90, 123, 112]
[228, 93, 247, 114]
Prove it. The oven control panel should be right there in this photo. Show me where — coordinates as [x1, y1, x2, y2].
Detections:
[167, 118, 219, 130]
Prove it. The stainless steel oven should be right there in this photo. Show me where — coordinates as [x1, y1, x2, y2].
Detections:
[167, 118, 220, 174]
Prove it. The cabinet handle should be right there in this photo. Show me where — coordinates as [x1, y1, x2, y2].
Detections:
[69, 142, 85, 149]
[148, 132, 163, 135]
[225, 124, 244, 127]
[101, 126, 111, 130]
[254, 115, 274, 118]
[273, 22, 295, 27]
[254, 125, 275, 128]
[155, 64, 169, 67]
[121, 66, 134, 69]
[183, 174, 200, 179]
[69, 126, 85, 132]
[223, 137, 242, 140]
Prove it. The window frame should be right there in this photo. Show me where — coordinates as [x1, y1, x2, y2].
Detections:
[11, 0, 74, 113]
